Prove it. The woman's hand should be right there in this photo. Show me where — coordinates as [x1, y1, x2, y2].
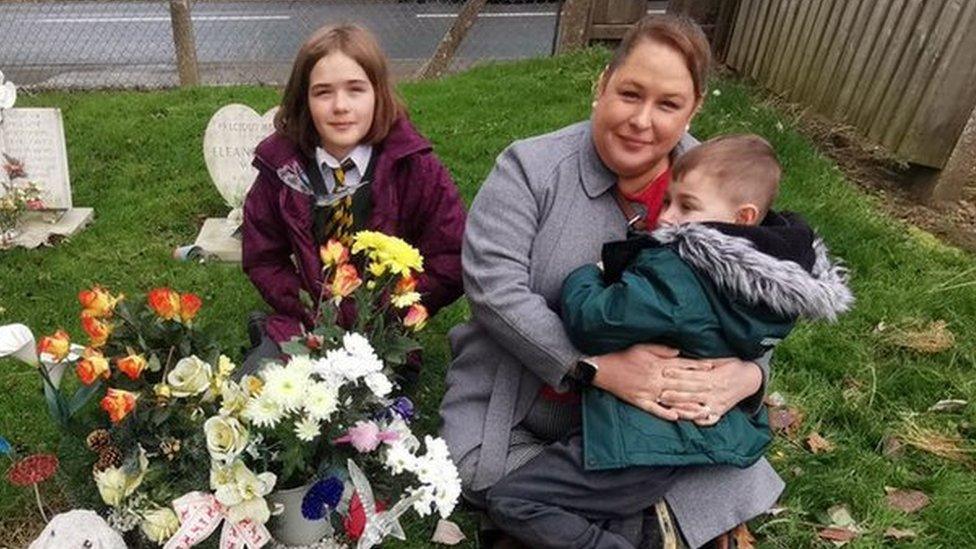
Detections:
[658, 358, 763, 426]
[591, 344, 713, 421]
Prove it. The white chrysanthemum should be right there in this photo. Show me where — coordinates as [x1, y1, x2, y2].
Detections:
[294, 416, 321, 442]
[287, 354, 314, 377]
[383, 443, 417, 475]
[303, 381, 339, 422]
[262, 363, 309, 412]
[242, 394, 283, 428]
[410, 436, 462, 518]
[364, 372, 393, 398]
[409, 486, 436, 517]
[342, 332, 377, 360]
[328, 349, 382, 383]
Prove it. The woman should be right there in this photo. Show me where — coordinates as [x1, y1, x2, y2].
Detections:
[241, 24, 466, 376]
[439, 15, 782, 548]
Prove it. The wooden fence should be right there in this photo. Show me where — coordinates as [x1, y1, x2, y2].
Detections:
[724, 0, 976, 171]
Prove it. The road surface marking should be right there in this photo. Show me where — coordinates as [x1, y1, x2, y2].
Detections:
[417, 12, 557, 19]
[37, 15, 291, 24]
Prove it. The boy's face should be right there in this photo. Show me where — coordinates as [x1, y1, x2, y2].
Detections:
[658, 169, 751, 226]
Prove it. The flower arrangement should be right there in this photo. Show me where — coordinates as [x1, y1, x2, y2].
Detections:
[190, 232, 459, 547]
[13, 231, 460, 548]
[1, 153, 44, 246]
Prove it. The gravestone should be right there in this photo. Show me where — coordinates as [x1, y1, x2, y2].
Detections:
[0, 108, 93, 249]
[193, 104, 276, 262]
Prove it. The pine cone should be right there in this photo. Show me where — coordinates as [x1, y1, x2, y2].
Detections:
[93, 446, 123, 472]
[159, 438, 182, 461]
[86, 429, 112, 453]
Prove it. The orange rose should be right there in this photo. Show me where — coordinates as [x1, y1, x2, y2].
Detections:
[100, 388, 137, 423]
[37, 330, 71, 362]
[319, 239, 349, 268]
[330, 264, 362, 303]
[148, 288, 181, 321]
[76, 348, 110, 386]
[394, 274, 417, 295]
[78, 286, 121, 318]
[116, 354, 147, 380]
[81, 314, 113, 348]
[179, 293, 202, 324]
[403, 303, 429, 332]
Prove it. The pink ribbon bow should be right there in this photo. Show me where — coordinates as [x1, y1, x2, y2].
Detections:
[163, 492, 271, 549]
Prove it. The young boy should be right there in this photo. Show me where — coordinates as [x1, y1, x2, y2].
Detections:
[484, 134, 853, 548]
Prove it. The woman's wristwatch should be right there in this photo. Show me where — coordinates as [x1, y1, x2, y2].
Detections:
[573, 357, 600, 387]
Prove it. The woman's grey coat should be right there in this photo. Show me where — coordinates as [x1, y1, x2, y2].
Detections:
[439, 121, 784, 548]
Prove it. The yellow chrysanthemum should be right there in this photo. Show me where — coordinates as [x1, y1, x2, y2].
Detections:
[351, 231, 424, 277]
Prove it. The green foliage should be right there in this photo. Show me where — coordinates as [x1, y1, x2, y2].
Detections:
[1, 50, 975, 546]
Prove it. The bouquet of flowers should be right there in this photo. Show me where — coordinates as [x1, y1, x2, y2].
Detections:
[15, 231, 460, 548]
[1, 153, 44, 246]
[194, 231, 460, 547]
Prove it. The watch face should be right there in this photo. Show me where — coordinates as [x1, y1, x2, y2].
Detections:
[578, 360, 597, 386]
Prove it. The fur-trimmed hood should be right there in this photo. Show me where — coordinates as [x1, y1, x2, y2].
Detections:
[650, 212, 854, 321]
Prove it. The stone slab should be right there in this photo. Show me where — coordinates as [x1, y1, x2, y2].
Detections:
[193, 217, 242, 262]
[7, 207, 93, 249]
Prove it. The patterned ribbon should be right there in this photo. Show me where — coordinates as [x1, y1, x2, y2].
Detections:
[163, 492, 271, 549]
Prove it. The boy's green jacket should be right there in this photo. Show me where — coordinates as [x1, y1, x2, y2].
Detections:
[561, 212, 853, 470]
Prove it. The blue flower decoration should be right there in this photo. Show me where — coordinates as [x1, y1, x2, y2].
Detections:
[0, 436, 11, 456]
[390, 397, 415, 422]
[301, 476, 344, 520]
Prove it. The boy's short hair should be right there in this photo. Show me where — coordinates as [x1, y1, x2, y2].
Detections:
[672, 134, 782, 217]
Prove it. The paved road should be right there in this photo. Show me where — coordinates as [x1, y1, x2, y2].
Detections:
[0, 1, 667, 89]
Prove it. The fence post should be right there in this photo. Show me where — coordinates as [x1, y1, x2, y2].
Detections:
[555, 0, 594, 54]
[416, 0, 488, 80]
[169, 0, 200, 86]
[927, 104, 976, 203]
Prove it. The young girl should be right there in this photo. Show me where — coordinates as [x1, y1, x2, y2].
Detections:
[241, 24, 466, 375]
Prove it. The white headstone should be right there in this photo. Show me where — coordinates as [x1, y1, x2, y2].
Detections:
[202, 104, 277, 213]
[0, 108, 72, 210]
[194, 104, 276, 262]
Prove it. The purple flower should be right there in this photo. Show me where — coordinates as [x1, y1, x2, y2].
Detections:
[390, 397, 415, 422]
[302, 476, 344, 520]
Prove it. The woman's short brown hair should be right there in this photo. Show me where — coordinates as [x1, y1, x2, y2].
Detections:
[607, 14, 712, 100]
[275, 24, 405, 157]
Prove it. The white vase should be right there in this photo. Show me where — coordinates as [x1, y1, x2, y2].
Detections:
[266, 482, 335, 547]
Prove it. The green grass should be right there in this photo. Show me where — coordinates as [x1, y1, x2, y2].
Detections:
[2, 49, 976, 547]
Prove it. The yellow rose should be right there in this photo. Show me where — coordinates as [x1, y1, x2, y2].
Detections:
[94, 446, 148, 507]
[167, 356, 212, 397]
[211, 461, 276, 524]
[204, 415, 249, 462]
[140, 507, 180, 544]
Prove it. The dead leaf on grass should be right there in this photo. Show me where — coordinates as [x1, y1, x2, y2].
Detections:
[732, 523, 755, 549]
[770, 407, 805, 437]
[882, 319, 955, 353]
[927, 399, 967, 413]
[817, 526, 858, 545]
[766, 505, 788, 517]
[883, 527, 917, 541]
[807, 432, 836, 454]
[899, 419, 975, 465]
[881, 436, 905, 458]
[884, 487, 930, 514]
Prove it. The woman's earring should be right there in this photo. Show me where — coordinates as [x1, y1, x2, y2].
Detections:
[685, 124, 691, 132]
[592, 100, 599, 108]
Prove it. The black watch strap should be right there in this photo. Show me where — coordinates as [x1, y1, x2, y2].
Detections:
[575, 358, 599, 387]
